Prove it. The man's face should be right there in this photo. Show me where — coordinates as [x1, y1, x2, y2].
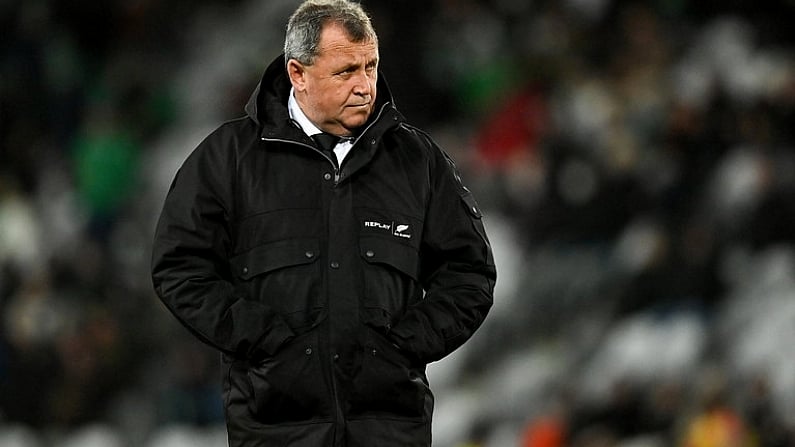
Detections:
[288, 23, 379, 137]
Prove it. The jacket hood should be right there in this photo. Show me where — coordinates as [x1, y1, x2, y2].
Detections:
[244, 54, 402, 137]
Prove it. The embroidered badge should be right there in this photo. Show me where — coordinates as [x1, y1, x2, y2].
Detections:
[363, 220, 412, 239]
[393, 224, 411, 239]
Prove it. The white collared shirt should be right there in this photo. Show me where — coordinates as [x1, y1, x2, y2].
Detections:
[288, 88, 353, 166]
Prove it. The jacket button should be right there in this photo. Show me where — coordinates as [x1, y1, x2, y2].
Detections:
[323, 172, 332, 181]
[333, 353, 339, 361]
[242, 267, 248, 274]
[330, 261, 340, 269]
[305, 347, 312, 355]
[371, 349, 377, 356]
[305, 251, 314, 258]
[365, 250, 374, 258]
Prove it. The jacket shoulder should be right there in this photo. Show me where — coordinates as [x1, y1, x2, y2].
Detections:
[185, 117, 258, 166]
[209, 116, 258, 150]
[395, 123, 433, 149]
[394, 123, 449, 162]
[394, 123, 462, 175]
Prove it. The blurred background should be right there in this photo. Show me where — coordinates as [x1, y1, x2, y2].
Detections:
[2, 0, 795, 446]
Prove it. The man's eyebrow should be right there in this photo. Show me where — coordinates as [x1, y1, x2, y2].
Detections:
[334, 62, 358, 73]
[335, 59, 374, 72]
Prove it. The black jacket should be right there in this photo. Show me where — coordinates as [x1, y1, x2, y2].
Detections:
[151, 55, 496, 446]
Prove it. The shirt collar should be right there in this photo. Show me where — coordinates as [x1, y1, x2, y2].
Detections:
[288, 88, 324, 137]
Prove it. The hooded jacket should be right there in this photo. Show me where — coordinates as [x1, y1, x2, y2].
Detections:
[151, 54, 496, 446]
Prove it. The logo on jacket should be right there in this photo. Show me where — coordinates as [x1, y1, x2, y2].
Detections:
[363, 220, 412, 239]
[393, 224, 411, 239]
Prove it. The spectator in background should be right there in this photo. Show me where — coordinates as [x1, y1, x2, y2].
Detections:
[679, 379, 752, 447]
[150, 1, 496, 446]
[72, 95, 140, 241]
[520, 412, 566, 447]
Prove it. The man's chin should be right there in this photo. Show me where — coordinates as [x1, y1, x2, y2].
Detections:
[342, 114, 371, 131]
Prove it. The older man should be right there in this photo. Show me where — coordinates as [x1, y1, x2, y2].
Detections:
[151, 1, 495, 445]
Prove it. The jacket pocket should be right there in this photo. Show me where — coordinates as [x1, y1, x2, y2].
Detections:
[230, 238, 322, 330]
[359, 236, 421, 329]
[348, 327, 429, 420]
[246, 330, 333, 424]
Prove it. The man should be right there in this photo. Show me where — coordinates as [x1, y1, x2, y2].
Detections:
[151, 1, 496, 445]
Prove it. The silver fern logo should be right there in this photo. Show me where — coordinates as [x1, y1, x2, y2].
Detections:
[364, 220, 411, 239]
[393, 223, 411, 239]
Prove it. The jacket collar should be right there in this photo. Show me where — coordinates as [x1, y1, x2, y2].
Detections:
[245, 54, 404, 144]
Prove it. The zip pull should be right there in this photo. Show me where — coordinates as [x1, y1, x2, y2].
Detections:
[259, 135, 342, 183]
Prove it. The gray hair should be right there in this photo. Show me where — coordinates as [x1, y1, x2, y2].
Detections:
[284, 0, 378, 66]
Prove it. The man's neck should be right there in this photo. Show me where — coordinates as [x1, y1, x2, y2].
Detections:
[288, 88, 324, 137]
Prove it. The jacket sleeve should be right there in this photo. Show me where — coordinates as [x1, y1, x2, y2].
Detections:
[150, 128, 294, 359]
[388, 135, 496, 364]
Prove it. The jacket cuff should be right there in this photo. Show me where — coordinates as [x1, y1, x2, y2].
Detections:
[249, 316, 295, 359]
[388, 323, 432, 364]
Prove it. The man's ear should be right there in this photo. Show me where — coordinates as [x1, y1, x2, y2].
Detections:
[286, 59, 307, 91]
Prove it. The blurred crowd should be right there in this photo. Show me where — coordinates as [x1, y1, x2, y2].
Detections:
[2, 0, 795, 446]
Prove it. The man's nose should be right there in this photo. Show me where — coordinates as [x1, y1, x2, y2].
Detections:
[352, 71, 373, 96]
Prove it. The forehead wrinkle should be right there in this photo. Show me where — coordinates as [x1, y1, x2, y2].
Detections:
[317, 24, 377, 57]
[319, 39, 377, 58]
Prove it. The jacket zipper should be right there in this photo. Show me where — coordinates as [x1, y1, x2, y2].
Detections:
[260, 138, 341, 183]
[260, 101, 393, 187]
[258, 104, 394, 440]
[262, 135, 345, 434]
